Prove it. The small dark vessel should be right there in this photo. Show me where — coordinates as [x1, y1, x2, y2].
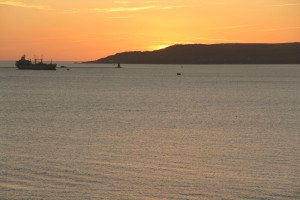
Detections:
[16, 55, 56, 70]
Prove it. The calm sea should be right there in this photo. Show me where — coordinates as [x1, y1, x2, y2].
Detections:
[0, 61, 299, 199]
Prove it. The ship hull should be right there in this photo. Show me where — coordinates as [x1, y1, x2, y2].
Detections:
[16, 64, 57, 70]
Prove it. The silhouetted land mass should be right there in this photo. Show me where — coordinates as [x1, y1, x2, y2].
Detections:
[88, 43, 300, 64]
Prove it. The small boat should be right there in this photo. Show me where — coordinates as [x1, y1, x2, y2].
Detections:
[60, 65, 67, 68]
[16, 55, 56, 70]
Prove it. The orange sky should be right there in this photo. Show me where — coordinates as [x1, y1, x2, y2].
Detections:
[0, 0, 300, 61]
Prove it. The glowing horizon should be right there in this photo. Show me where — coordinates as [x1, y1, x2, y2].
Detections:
[1, 0, 300, 61]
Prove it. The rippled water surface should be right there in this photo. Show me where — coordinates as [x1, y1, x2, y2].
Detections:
[0, 62, 299, 199]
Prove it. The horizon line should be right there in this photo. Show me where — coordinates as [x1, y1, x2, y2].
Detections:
[1, 42, 299, 62]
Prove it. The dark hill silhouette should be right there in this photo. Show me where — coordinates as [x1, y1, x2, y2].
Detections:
[88, 43, 300, 64]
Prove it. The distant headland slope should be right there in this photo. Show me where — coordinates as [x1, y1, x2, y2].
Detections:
[88, 43, 300, 64]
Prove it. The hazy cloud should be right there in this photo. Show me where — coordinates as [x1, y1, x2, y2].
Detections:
[114, 1, 130, 4]
[206, 25, 255, 31]
[92, 4, 184, 12]
[93, 5, 157, 12]
[254, 26, 300, 32]
[160, 5, 185, 9]
[0, 0, 83, 13]
[107, 16, 130, 19]
[62, 9, 81, 14]
[196, 37, 242, 42]
[144, 0, 161, 3]
[0, 0, 47, 9]
[271, 3, 300, 7]
[0, 0, 185, 14]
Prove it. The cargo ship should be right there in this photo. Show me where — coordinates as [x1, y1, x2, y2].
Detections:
[16, 55, 57, 70]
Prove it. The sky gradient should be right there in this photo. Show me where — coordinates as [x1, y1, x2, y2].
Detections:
[0, 0, 300, 61]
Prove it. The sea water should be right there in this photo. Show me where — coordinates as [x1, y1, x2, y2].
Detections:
[0, 62, 299, 199]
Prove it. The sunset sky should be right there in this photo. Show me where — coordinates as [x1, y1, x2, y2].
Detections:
[0, 0, 299, 61]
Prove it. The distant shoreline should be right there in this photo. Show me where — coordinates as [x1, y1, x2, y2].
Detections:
[86, 43, 300, 65]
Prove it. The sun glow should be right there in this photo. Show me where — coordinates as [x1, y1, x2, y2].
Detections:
[155, 45, 171, 50]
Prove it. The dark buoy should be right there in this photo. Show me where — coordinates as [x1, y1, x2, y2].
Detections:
[116, 63, 121, 68]
[177, 73, 181, 76]
[67, 68, 70, 71]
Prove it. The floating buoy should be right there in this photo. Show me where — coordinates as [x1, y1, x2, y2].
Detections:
[177, 73, 181, 76]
